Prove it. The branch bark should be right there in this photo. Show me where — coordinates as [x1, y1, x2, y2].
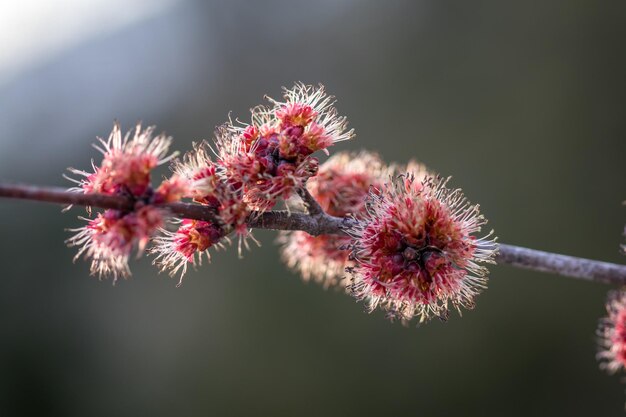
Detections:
[496, 244, 626, 285]
[1, 183, 625, 284]
[296, 186, 325, 216]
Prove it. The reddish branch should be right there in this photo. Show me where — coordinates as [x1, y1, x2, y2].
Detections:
[1, 183, 625, 284]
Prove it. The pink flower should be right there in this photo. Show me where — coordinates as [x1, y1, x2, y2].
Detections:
[67, 206, 163, 280]
[306, 151, 395, 216]
[270, 83, 354, 153]
[280, 231, 353, 288]
[598, 291, 626, 374]
[65, 123, 180, 280]
[171, 143, 221, 203]
[280, 151, 396, 287]
[216, 83, 354, 212]
[346, 174, 497, 323]
[171, 141, 250, 237]
[154, 175, 190, 204]
[66, 122, 177, 199]
[151, 219, 226, 283]
[151, 142, 255, 280]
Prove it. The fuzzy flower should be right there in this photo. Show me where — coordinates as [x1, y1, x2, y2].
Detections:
[279, 151, 396, 287]
[66, 122, 177, 199]
[151, 219, 227, 283]
[346, 174, 497, 324]
[65, 123, 180, 280]
[171, 141, 250, 236]
[67, 206, 163, 280]
[150, 142, 254, 279]
[217, 83, 354, 212]
[268, 83, 354, 154]
[598, 291, 626, 374]
[154, 174, 190, 204]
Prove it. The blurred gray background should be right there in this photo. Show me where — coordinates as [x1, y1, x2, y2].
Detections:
[0, 1, 625, 416]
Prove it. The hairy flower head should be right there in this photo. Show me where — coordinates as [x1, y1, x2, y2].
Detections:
[217, 83, 354, 212]
[172, 141, 250, 236]
[154, 174, 190, 204]
[67, 122, 177, 198]
[67, 206, 163, 280]
[268, 82, 354, 154]
[65, 123, 182, 280]
[149, 142, 256, 280]
[598, 291, 626, 374]
[150, 219, 226, 283]
[347, 174, 497, 323]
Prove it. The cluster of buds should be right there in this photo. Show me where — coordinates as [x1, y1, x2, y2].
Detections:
[279, 152, 499, 324]
[63, 82, 503, 326]
[7, 80, 621, 407]
[217, 83, 353, 212]
[150, 142, 252, 283]
[346, 174, 497, 323]
[67, 84, 354, 283]
[279, 153, 429, 288]
[66, 123, 180, 279]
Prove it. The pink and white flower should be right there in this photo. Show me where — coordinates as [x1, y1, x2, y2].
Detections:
[66, 122, 177, 199]
[217, 83, 354, 212]
[67, 206, 163, 280]
[65, 123, 179, 280]
[346, 174, 497, 323]
[151, 219, 227, 283]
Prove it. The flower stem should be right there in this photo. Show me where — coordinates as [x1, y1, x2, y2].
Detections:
[1, 182, 625, 284]
[296, 186, 324, 216]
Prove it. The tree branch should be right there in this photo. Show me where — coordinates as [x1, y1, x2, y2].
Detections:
[496, 244, 626, 285]
[1, 183, 625, 284]
[0, 183, 133, 211]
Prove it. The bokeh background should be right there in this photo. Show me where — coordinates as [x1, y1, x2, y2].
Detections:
[1, 1, 625, 416]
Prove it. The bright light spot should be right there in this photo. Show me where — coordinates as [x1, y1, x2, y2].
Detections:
[0, 0, 180, 85]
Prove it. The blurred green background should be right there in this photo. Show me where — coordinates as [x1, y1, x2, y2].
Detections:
[0, 1, 625, 416]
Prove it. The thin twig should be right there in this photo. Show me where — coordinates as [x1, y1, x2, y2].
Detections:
[497, 244, 626, 285]
[296, 186, 324, 216]
[1, 183, 625, 284]
[248, 211, 354, 236]
[0, 183, 133, 211]
[0, 183, 223, 224]
[165, 201, 221, 224]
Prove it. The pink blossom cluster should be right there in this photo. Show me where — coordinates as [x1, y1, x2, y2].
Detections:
[64, 82, 502, 326]
[280, 154, 498, 324]
[150, 142, 251, 281]
[216, 83, 353, 212]
[67, 84, 353, 281]
[346, 175, 497, 323]
[66, 123, 180, 279]
[46, 80, 626, 396]
[279, 153, 427, 288]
